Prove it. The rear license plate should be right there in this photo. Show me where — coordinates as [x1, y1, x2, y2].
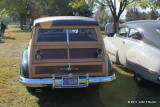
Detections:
[62, 77, 79, 86]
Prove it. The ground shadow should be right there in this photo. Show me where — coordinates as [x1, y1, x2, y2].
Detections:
[28, 87, 105, 107]
[3, 36, 16, 40]
[0, 38, 4, 43]
[10, 30, 30, 33]
[114, 64, 160, 106]
[130, 82, 160, 107]
[0, 36, 16, 43]
[115, 64, 134, 74]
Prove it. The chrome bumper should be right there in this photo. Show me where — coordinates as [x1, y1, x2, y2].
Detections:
[19, 74, 116, 88]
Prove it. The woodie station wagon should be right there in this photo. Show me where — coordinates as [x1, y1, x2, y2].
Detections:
[20, 16, 115, 88]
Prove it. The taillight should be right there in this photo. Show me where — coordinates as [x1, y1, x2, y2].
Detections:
[36, 49, 42, 55]
[35, 49, 42, 59]
[97, 48, 103, 57]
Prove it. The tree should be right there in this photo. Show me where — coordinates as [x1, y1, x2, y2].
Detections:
[48, 0, 72, 16]
[0, 0, 29, 30]
[147, 9, 159, 20]
[0, 0, 53, 30]
[140, 12, 148, 20]
[126, 7, 144, 21]
[48, 0, 92, 17]
[73, 2, 93, 17]
[95, 9, 112, 24]
[70, 0, 135, 32]
[126, 7, 149, 21]
[28, 0, 54, 25]
[70, 0, 160, 32]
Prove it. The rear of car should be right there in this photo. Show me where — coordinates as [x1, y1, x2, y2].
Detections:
[20, 16, 115, 88]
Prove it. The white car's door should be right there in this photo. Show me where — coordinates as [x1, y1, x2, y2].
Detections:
[125, 28, 143, 51]
[113, 27, 129, 65]
[124, 28, 143, 62]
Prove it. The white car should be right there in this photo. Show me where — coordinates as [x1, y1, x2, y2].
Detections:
[104, 20, 160, 85]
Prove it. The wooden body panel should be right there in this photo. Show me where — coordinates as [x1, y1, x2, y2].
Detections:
[30, 62, 106, 78]
[28, 26, 109, 78]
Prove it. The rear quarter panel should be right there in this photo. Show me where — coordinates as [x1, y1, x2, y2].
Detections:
[103, 37, 117, 62]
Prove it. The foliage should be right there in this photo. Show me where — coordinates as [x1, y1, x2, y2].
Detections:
[126, 7, 148, 21]
[70, 0, 160, 32]
[147, 9, 160, 20]
[48, 0, 92, 17]
[95, 9, 112, 24]
[0, 0, 29, 29]
[48, 0, 72, 16]
[72, 2, 93, 17]
[132, 0, 160, 9]
[0, 0, 93, 30]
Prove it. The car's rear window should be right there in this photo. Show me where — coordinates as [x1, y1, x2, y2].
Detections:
[37, 28, 98, 42]
[38, 29, 67, 42]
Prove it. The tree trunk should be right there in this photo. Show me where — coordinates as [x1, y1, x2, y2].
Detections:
[20, 19, 24, 30]
[113, 18, 117, 33]
[23, 17, 26, 25]
[19, 14, 24, 30]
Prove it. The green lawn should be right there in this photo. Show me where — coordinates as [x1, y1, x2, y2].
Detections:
[0, 25, 160, 107]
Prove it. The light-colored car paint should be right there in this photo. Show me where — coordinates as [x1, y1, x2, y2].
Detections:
[104, 20, 160, 84]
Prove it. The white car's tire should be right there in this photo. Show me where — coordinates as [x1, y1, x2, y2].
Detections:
[134, 72, 144, 85]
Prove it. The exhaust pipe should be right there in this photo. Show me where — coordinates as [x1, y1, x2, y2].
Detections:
[36, 88, 43, 93]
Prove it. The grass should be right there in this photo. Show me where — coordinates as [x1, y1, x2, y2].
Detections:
[0, 25, 160, 107]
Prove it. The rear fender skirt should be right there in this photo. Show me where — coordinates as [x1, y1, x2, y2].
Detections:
[20, 49, 29, 78]
[126, 60, 160, 84]
[126, 60, 158, 75]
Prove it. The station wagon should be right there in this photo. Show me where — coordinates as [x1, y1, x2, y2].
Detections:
[20, 16, 115, 88]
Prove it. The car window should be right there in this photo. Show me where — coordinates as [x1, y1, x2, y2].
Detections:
[118, 27, 128, 37]
[69, 28, 97, 41]
[128, 28, 143, 40]
[38, 29, 67, 42]
[37, 28, 98, 42]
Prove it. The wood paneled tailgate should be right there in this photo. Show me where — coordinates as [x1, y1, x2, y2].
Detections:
[35, 65, 102, 74]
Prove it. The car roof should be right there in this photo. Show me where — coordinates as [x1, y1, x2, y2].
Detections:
[124, 20, 160, 28]
[122, 20, 160, 49]
[33, 16, 99, 26]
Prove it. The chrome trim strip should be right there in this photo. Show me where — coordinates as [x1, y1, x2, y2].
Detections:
[106, 51, 117, 57]
[19, 74, 116, 88]
[66, 29, 69, 45]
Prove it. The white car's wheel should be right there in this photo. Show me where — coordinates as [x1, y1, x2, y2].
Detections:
[134, 72, 144, 85]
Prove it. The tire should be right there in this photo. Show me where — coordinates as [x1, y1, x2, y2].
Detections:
[134, 72, 144, 85]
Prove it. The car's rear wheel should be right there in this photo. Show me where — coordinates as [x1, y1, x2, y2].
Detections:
[134, 72, 144, 85]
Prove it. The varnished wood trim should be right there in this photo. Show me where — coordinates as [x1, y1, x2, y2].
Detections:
[35, 65, 102, 74]
[97, 27, 108, 75]
[28, 28, 36, 77]
[30, 62, 107, 78]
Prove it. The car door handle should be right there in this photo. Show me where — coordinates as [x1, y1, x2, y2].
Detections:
[123, 41, 125, 44]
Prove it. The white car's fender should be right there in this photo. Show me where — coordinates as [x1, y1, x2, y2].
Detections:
[126, 45, 160, 75]
[104, 37, 117, 63]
